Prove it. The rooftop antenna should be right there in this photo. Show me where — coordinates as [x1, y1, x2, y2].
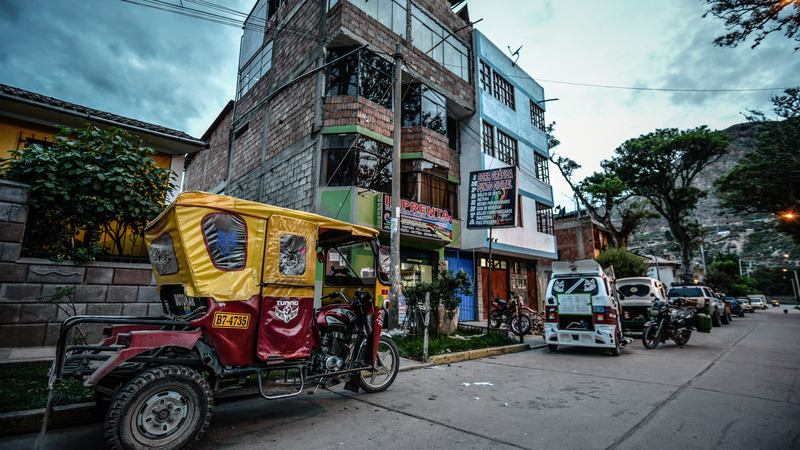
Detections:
[507, 45, 522, 66]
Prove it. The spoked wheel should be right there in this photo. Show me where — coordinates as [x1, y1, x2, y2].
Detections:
[489, 311, 503, 329]
[105, 365, 213, 450]
[610, 331, 621, 356]
[673, 329, 692, 346]
[359, 335, 399, 393]
[642, 325, 661, 349]
[510, 313, 532, 336]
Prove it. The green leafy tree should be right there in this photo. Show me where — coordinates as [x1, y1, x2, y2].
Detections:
[611, 126, 731, 282]
[715, 88, 800, 242]
[0, 124, 175, 262]
[596, 247, 649, 279]
[549, 123, 656, 248]
[402, 269, 473, 337]
[703, 0, 800, 50]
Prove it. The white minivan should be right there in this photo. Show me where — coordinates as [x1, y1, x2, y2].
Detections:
[544, 259, 625, 356]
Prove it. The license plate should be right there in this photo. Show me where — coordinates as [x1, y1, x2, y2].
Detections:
[212, 312, 250, 329]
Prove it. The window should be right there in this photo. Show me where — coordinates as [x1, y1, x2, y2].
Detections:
[202, 213, 247, 271]
[496, 129, 518, 166]
[327, 47, 393, 109]
[400, 161, 458, 217]
[536, 202, 554, 235]
[493, 71, 515, 110]
[530, 100, 545, 131]
[349, 0, 407, 38]
[479, 60, 492, 95]
[322, 134, 392, 192]
[534, 153, 550, 184]
[238, 0, 272, 99]
[279, 234, 307, 276]
[482, 122, 495, 157]
[238, 41, 272, 100]
[411, 5, 469, 80]
[149, 233, 179, 276]
[402, 83, 447, 136]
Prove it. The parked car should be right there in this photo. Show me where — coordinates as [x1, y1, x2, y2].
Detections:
[726, 297, 745, 317]
[748, 294, 768, 310]
[617, 277, 668, 333]
[717, 296, 734, 323]
[770, 299, 781, 307]
[736, 297, 753, 313]
[667, 285, 724, 326]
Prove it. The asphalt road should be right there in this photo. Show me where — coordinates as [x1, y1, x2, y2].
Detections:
[3, 306, 799, 450]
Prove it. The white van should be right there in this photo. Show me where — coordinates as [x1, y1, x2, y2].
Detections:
[617, 277, 668, 333]
[544, 259, 625, 356]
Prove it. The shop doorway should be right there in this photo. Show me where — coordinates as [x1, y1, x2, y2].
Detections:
[526, 264, 539, 310]
[481, 259, 508, 319]
[445, 249, 476, 321]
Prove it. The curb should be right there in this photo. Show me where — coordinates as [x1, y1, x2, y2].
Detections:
[0, 342, 544, 437]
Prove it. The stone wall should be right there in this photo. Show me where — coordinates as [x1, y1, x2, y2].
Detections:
[0, 180, 160, 347]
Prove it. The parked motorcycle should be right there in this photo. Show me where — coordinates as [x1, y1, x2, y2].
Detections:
[641, 298, 696, 348]
[489, 291, 533, 336]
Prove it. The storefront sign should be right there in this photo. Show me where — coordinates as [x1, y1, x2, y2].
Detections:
[377, 194, 452, 241]
[466, 167, 518, 229]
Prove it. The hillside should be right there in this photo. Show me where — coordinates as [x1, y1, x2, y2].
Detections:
[626, 121, 800, 273]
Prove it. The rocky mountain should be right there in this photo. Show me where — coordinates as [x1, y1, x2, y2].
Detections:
[627, 122, 800, 272]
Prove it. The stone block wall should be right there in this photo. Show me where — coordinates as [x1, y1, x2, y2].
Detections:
[0, 180, 161, 347]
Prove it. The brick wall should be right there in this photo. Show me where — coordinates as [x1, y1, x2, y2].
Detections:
[0, 181, 161, 347]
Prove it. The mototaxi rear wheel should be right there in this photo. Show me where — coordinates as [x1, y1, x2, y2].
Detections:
[104, 365, 213, 450]
[642, 325, 661, 349]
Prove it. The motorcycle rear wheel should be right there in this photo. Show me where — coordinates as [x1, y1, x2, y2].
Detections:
[642, 325, 661, 349]
[510, 313, 532, 336]
[673, 329, 692, 346]
[359, 335, 399, 393]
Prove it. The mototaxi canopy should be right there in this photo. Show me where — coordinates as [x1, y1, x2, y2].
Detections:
[144, 191, 379, 302]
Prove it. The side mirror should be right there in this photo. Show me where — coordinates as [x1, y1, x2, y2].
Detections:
[317, 251, 324, 263]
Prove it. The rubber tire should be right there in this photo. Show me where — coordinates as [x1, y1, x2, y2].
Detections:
[610, 331, 621, 356]
[489, 310, 503, 329]
[721, 310, 730, 324]
[105, 365, 213, 450]
[642, 325, 660, 349]
[712, 309, 722, 327]
[510, 313, 532, 336]
[674, 329, 692, 346]
[726, 311, 732, 323]
[739, 310, 745, 317]
[547, 344, 558, 352]
[359, 335, 399, 393]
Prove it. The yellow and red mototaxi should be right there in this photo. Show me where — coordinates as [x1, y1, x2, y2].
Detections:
[51, 191, 394, 391]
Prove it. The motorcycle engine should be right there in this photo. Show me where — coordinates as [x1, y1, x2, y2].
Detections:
[313, 328, 352, 373]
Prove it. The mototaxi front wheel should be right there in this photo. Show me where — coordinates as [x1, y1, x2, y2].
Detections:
[359, 335, 399, 393]
[510, 313, 532, 336]
[642, 325, 661, 349]
[104, 365, 213, 450]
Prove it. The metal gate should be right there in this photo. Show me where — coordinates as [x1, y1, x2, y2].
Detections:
[445, 249, 476, 321]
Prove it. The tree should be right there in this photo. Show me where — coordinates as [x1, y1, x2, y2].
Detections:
[611, 126, 731, 282]
[714, 88, 800, 242]
[0, 124, 176, 262]
[596, 247, 649, 279]
[549, 124, 656, 248]
[703, 0, 800, 50]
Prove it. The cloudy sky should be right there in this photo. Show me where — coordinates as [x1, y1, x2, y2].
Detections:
[1, 0, 797, 208]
